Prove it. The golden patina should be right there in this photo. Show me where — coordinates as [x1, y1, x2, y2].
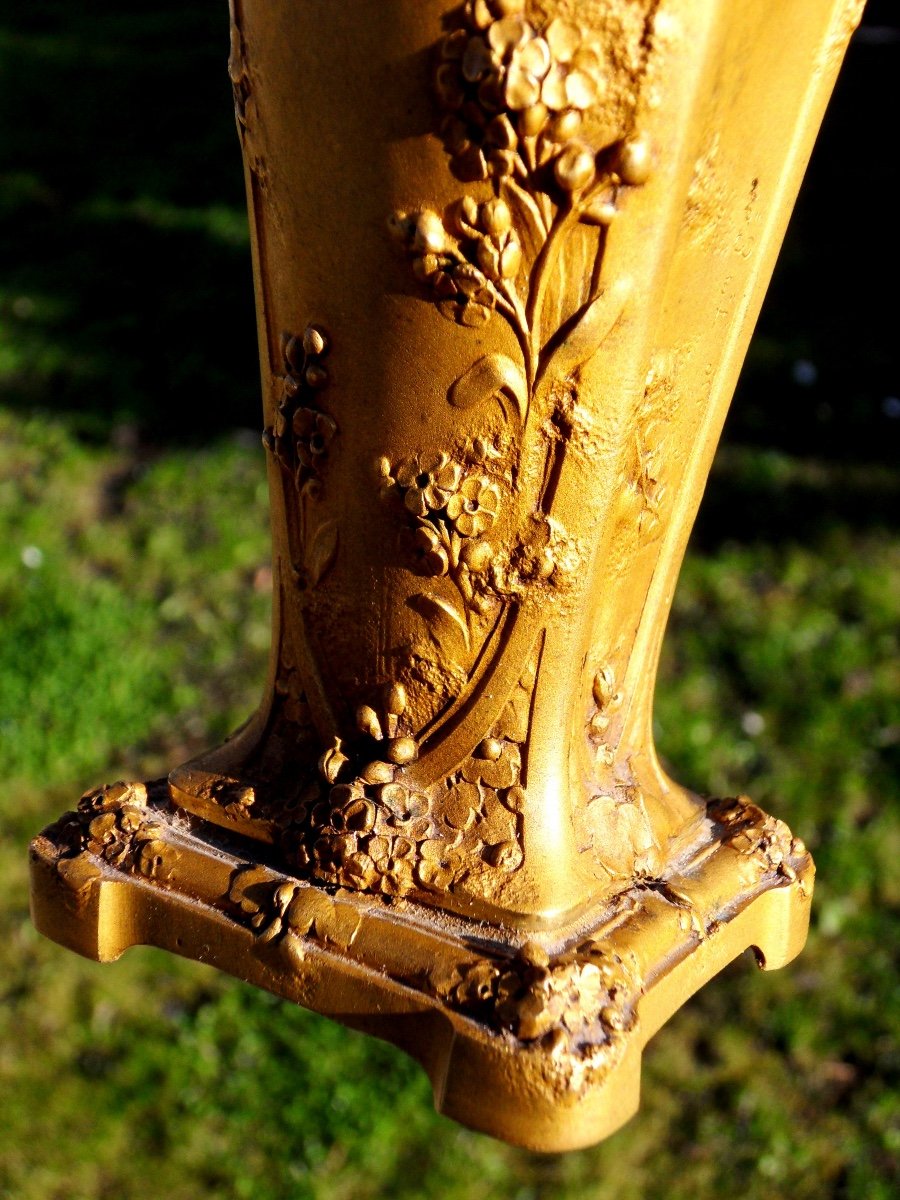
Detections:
[30, 0, 863, 1152]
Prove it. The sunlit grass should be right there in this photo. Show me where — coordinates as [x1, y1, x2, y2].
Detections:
[1, 412, 896, 1198]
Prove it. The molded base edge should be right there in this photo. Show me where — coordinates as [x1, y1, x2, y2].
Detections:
[30, 782, 813, 1152]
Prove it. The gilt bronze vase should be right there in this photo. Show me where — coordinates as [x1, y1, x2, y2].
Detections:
[30, 0, 863, 1151]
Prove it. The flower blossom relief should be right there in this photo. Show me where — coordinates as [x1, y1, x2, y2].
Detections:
[391, 0, 653, 395]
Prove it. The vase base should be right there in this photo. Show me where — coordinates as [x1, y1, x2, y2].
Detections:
[30, 781, 812, 1152]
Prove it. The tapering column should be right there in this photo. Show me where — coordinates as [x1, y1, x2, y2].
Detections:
[30, 0, 864, 1151]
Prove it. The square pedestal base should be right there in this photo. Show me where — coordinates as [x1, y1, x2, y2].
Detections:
[30, 781, 812, 1151]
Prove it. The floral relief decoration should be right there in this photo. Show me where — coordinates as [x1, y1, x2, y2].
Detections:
[434, 935, 639, 1047]
[263, 324, 339, 590]
[587, 663, 623, 768]
[227, 863, 640, 1049]
[277, 652, 538, 900]
[628, 353, 674, 544]
[708, 798, 809, 890]
[372, 0, 656, 819]
[376, 437, 510, 677]
[252, 3, 658, 907]
[391, 0, 652, 404]
[47, 781, 176, 886]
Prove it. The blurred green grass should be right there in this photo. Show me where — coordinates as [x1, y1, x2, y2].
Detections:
[2, 417, 897, 1200]
[1, 3, 898, 1198]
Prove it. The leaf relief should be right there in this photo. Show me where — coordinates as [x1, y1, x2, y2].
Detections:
[536, 276, 632, 390]
[305, 519, 339, 590]
[449, 353, 528, 424]
[408, 592, 474, 674]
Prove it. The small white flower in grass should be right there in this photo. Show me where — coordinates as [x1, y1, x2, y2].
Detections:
[741, 711, 766, 737]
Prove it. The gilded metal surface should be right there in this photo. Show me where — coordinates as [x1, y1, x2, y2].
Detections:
[30, 0, 862, 1151]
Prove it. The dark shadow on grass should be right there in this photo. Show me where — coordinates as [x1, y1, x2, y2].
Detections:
[0, 3, 897, 479]
[0, 3, 258, 440]
[691, 449, 900, 552]
[729, 18, 900, 468]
